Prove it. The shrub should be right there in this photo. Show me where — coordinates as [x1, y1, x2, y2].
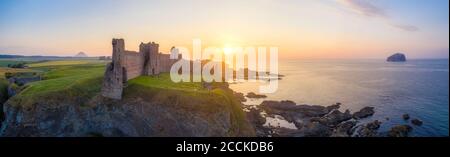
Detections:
[4, 72, 14, 79]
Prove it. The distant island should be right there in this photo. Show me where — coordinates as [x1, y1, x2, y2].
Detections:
[387, 53, 407, 62]
[75, 52, 88, 57]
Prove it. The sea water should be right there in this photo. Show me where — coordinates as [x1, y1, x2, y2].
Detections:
[229, 59, 449, 136]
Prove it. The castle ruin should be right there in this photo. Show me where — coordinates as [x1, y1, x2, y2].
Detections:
[101, 38, 180, 99]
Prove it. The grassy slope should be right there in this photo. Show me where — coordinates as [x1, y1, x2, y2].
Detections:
[8, 60, 107, 108]
[5, 60, 254, 135]
[128, 74, 204, 91]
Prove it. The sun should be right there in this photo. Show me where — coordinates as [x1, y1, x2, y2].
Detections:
[223, 47, 234, 55]
[223, 44, 235, 55]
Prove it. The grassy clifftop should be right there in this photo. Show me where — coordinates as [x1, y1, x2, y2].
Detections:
[2, 60, 255, 136]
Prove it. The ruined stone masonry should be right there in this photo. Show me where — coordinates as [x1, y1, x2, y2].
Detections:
[101, 39, 180, 99]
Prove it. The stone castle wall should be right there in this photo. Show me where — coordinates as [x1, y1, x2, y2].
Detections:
[159, 54, 173, 72]
[101, 38, 180, 99]
[121, 51, 144, 80]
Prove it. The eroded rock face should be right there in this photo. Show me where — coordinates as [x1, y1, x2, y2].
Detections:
[101, 63, 123, 100]
[245, 108, 268, 136]
[387, 53, 407, 62]
[0, 91, 253, 137]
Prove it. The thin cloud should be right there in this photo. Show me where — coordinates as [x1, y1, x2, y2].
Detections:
[340, 0, 387, 17]
[391, 24, 420, 32]
[338, 0, 419, 32]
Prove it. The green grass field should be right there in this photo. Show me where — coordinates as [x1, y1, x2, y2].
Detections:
[6, 60, 107, 107]
[28, 60, 99, 67]
[128, 74, 205, 92]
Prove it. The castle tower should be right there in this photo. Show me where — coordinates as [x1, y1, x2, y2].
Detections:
[148, 42, 160, 75]
[140, 42, 160, 75]
[139, 42, 149, 75]
[101, 38, 125, 99]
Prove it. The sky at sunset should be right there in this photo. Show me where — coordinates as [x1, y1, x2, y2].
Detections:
[0, 0, 448, 59]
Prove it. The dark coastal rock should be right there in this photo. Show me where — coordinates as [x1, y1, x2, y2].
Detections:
[403, 114, 410, 120]
[326, 102, 341, 111]
[255, 100, 379, 137]
[260, 100, 331, 122]
[301, 122, 332, 137]
[245, 108, 268, 136]
[355, 120, 382, 137]
[388, 125, 413, 137]
[246, 92, 267, 99]
[387, 53, 407, 62]
[331, 120, 357, 137]
[411, 119, 423, 126]
[283, 121, 333, 137]
[352, 107, 375, 119]
[311, 109, 352, 127]
[233, 92, 247, 102]
[246, 108, 266, 126]
[366, 120, 382, 130]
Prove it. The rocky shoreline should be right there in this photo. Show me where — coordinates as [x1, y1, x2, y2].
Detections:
[241, 99, 421, 137]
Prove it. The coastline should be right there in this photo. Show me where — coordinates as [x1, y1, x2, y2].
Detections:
[238, 94, 421, 137]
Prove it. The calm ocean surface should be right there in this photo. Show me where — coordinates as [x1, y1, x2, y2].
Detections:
[229, 59, 449, 136]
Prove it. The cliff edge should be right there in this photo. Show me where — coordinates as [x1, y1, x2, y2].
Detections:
[0, 75, 255, 137]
